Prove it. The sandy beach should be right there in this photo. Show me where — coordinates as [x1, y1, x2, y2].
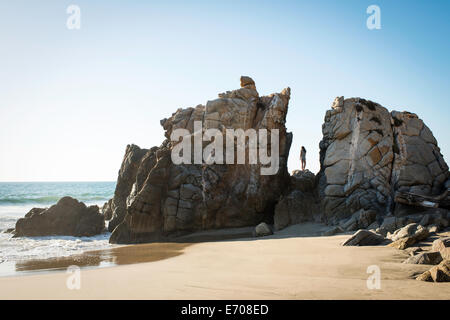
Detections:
[1, 223, 449, 300]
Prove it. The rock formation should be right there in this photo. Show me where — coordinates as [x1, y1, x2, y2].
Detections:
[103, 84, 449, 244]
[14, 197, 105, 237]
[416, 259, 450, 282]
[318, 97, 449, 224]
[341, 229, 387, 246]
[273, 169, 319, 230]
[107, 144, 149, 232]
[108, 77, 292, 243]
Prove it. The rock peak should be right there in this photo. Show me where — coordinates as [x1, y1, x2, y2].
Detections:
[240, 76, 255, 88]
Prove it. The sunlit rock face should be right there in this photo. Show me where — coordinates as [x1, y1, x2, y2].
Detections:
[109, 77, 292, 244]
[318, 97, 449, 224]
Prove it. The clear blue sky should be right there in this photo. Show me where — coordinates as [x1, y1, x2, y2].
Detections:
[0, 0, 449, 181]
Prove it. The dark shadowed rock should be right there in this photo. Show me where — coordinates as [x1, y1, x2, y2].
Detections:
[339, 208, 377, 232]
[102, 199, 113, 221]
[107, 144, 149, 232]
[290, 169, 316, 192]
[388, 223, 429, 242]
[273, 170, 319, 231]
[254, 222, 273, 237]
[14, 197, 105, 237]
[322, 226, 344, 236]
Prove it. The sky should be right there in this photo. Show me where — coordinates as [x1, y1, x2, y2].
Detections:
[0, 0, 449, 181]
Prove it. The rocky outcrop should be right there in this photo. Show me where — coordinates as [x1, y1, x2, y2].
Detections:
[254, 222, 273, 237]
[318, 97, 449, 225]
[107, 144, 149, 232]
[14, 197, 105, 237]
[273, 170, 319, 230]
[388, 223, 429, 242]
[102, 199, 113, 221]
[109, 77, 292, 244]
[341, 229, 386, 246]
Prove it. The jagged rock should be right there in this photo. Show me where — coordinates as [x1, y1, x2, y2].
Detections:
[391, 112, 449, 214]
[102, 199, 113, 221]
[109, 77, 292, 244]
[379, 216, 401, 235]
[416, 260, 450, 282]
[417, 209, 449, 228]
[339, 209, 377, 231]
[342, 229, 386, 246]
[318, 97, 449, 223]
[432, 237, 450, 260]
[254, 222, 273, 237]
[388, 238, 414, 250]
[388, 223, 429, 242]
[107, 144, 149, 232]
[403, 252, 442, 265]
[13, 197, 105, 237]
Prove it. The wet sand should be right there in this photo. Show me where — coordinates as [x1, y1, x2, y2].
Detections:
[0, 223, 449, 299]
[12, 242, 192, 274]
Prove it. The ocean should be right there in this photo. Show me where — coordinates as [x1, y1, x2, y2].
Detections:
[0, 182, 116, 272]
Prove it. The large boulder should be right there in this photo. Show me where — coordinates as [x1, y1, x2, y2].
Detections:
[342, 229, 386, 246]
[388, 223, 429, 242]
[14, 197, 105, 237]
[386, 223, 429, 249]
[107, 144, 149, 232]
[432, 237, 450, 260]
[416, 260, 450, 282]
[318, 97, 449, 224]
[403, 252, 442, 265]
[109, 77, 292, 244]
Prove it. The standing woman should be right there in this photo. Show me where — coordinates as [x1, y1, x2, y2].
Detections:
[300, 146, 306, 171]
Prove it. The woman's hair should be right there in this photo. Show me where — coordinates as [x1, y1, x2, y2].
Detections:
[301, 146, 306, 151]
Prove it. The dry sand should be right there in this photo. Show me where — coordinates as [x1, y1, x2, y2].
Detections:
[0, 223, 449, 300]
